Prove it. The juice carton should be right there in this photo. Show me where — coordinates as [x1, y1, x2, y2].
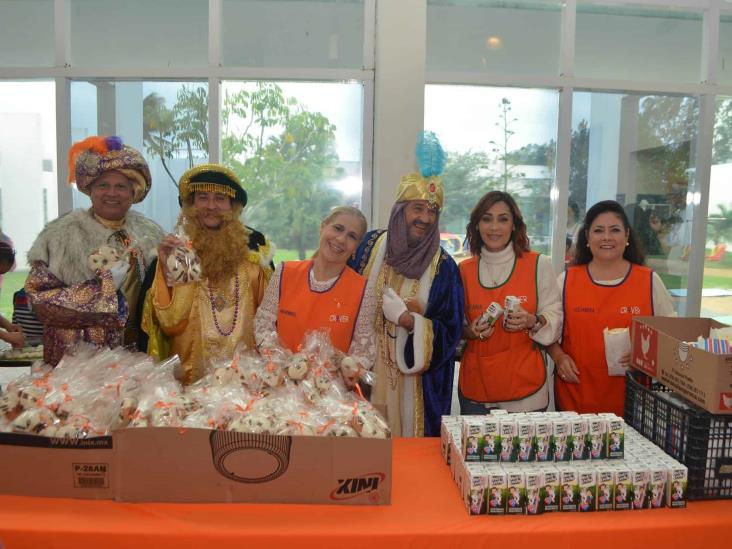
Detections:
[464, 463, 487, 515]
[482, 416, 500, 462]
[630, 465, 650, 510]
[668, 464, 688, 509]
[605, 416, 625, 459]
[558, 466, 579, 512]
[462, 417, 484, 463]
[577, 468, 597, 512]
[596, 465, 615, 511]
[525, 469, 543, 515]
[570, 417, 588, 460]
[506, 469, 526, 515]
[517, 419, 536, 462]
[586, 416, 607, 460]
[534, 417, 553, 462]
[539, 466, 560, 513]
[552, 419, 571, 462]
[498, 417, 518, 462]
[613, 466, 632, 510]
[647, 464, 668, 509]
[487, 469, 508, 515]
[440, 416, 460, 464]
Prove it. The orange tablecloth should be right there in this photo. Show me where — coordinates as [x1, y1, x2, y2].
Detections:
[0, 438, 729, 548]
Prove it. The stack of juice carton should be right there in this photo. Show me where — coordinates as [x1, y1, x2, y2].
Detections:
[440, 410, 687, 515]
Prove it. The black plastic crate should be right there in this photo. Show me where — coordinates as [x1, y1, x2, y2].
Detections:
[624, 370, 732, 500]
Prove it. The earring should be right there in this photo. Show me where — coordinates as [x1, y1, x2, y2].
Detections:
[625, 242, 629, 247]
[586, 243, 590, 248]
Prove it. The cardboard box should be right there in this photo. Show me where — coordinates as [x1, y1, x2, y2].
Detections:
[114, 428, 391, 504]
[0, 432, 114, 499]
[631, 316, 732, 414]
[0, 428, 392, 505]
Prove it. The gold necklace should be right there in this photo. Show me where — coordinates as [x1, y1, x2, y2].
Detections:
[376, 264, 420, 390]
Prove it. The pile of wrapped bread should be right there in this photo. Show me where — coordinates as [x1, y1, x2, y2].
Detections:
[0, 332, 389, 440]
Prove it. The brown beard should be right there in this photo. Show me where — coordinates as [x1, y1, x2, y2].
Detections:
[179, 204, 250, 285]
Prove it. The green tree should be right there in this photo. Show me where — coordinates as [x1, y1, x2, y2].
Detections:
[636, 96, 696, 194]
[142, 92, 177, 186]
[439, 151, 496, 234]
[569, 119, 590, 214]
[142, 85, 209, 188]
[222, 83, 341, 259]
[173, 86, 208, 169]
[713, 97, 732, 164]
[708, 203, 732, 244]
[489, 97, 523, 191]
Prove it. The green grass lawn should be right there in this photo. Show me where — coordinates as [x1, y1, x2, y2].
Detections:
[0, 271, 28, 320]
[273, 249, 316, 265]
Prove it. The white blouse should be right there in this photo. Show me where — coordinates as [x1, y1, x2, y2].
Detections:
[475, 245, 563, 346]
[254, 262, 377, 369]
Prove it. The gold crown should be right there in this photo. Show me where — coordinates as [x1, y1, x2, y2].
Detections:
[395, 173, 444, 209]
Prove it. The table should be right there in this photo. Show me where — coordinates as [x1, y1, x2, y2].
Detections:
[0, 438, 729, 548]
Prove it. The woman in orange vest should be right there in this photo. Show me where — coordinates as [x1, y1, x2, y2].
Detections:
[459, 191, 562, 414]
[548, 200, 675, 417]
[254, 206, 375, 371]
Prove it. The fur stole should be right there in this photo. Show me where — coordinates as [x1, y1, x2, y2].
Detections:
[27, 209, 165, 285]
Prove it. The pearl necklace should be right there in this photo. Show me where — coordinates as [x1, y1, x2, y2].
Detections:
[208, 273, 240, 337]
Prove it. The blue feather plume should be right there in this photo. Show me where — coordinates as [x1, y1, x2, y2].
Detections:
[415, 131, 445, 178]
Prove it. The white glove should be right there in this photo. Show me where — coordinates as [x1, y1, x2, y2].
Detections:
[109, 261, 129, 290]
[382, 287, 408, 325]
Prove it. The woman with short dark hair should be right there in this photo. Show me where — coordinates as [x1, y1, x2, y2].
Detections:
[0, 242, 25, 348]
[458, 191, 562, 413]
[547, 200, 675, 416]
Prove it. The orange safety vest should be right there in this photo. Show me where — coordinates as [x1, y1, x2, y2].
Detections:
[277, 260, 367, 353]
[459, 251, 545, 403]
[557, 264, 653, 416]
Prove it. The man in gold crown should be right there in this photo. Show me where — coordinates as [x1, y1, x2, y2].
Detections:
[142, 164, 273, 384]
[349, 133, 464, 437]
[26, 135, 165, 366]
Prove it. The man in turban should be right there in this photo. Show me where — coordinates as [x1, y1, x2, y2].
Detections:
[26, 135, 165, 365]
[349, 133, 464, 437]
[143, 164, 273, 384]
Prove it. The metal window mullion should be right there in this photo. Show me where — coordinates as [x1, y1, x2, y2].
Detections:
[54, 0, 70, 69]
[685, 93, 715, 318]
[208, 77, 220, 163]
[363, 0, 376, 71]
[702, 2, 721, 84]
[551, 87, 574, 277]
[361, 78, 375, 226]
[578, 0, 711, 8]
[55, 76, 72, 217]
[559, 0, 576, 78]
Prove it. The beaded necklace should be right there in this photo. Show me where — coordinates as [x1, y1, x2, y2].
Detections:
[208, 272, 240, 337]
[375, 264, 420, 389]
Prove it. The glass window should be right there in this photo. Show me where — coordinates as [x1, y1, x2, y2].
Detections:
[703, 96, 732, 323]
[69, 0, 208, 67]
[424, 85, 559, 259]
[575, 3, 703, 83]
[70, 80, 209, 233]
[222, 0, 365, 69]
[0, 0, 54, 67]
[570, 91, 699, 315]
[221, 81, 364, 264]
[426, 0, 562, 76]
[0, 81, 57, 318]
